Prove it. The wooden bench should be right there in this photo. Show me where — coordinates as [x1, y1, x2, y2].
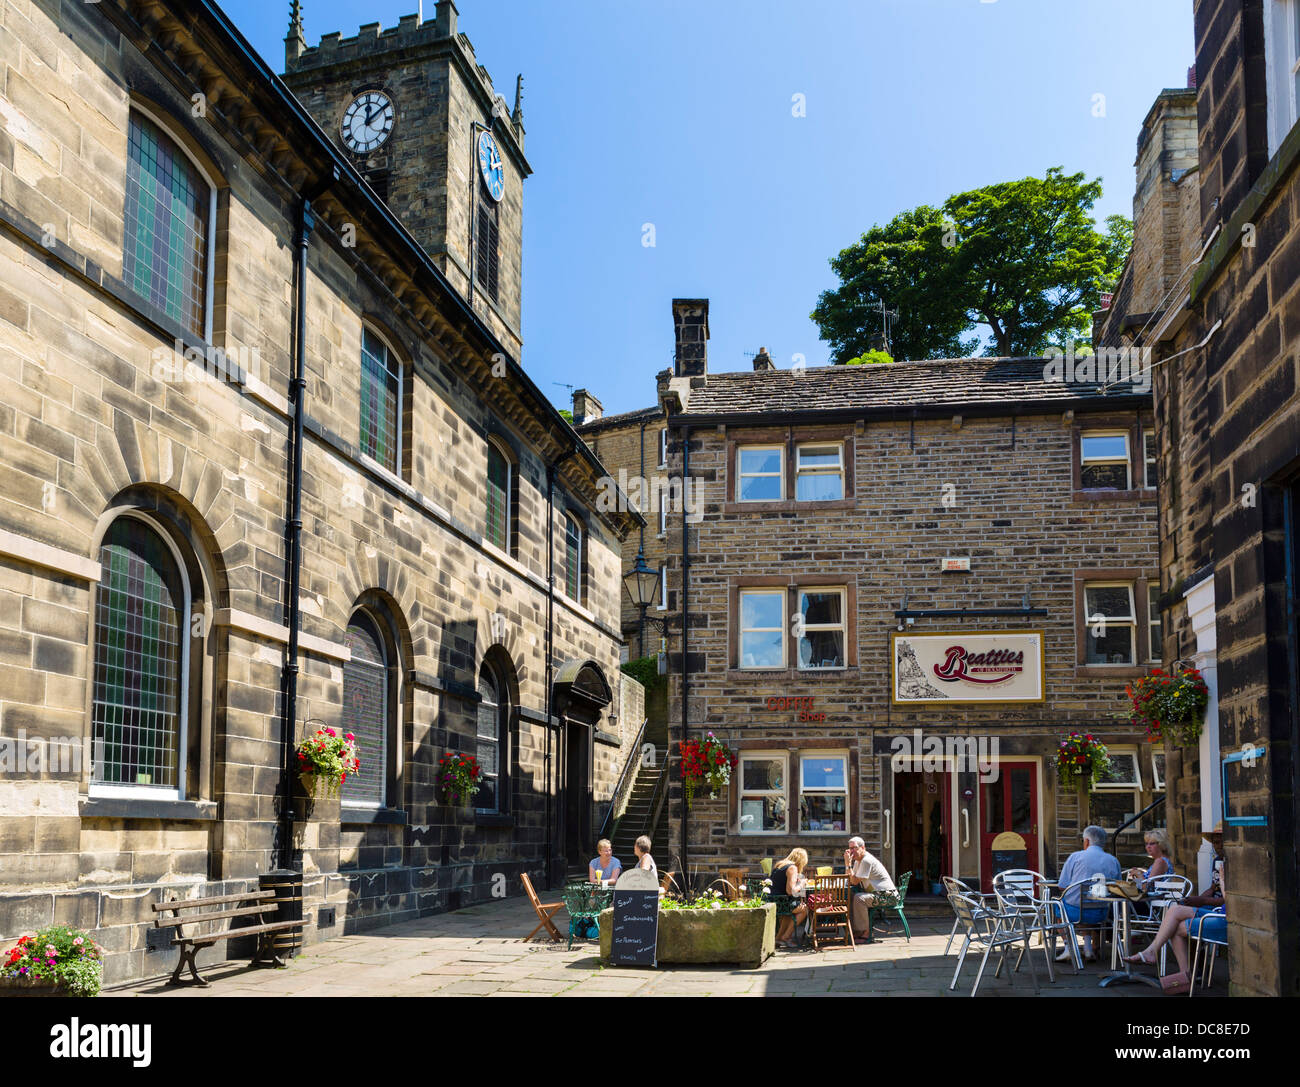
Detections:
[151, 890, 306, 986]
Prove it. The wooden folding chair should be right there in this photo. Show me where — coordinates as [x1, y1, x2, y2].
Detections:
[719, 867, 746, 901]
[521, 872, 564, 942]
[809, 875, 855, 950]
[660, 870, 680, 895]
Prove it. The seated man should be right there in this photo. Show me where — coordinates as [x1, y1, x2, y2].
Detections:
[845, 836, 897, 940]
[1054, 824, 1121, 962]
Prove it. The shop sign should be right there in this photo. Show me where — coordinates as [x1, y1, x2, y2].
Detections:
[891, 630, 1044, 704]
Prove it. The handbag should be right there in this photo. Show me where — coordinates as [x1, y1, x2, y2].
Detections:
[805, 892, 831, 910]
[1107, 879, 1145, 902]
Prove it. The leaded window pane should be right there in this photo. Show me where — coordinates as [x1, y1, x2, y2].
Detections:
[124, 113, 209, 337]
[477, 671, 500, 812]
[486, 445, 510, 551]
[565, 517, 581, 601]
[360, 329, 400, 473]
[342, 612, 386, 807]
[92, 519, 184, 788]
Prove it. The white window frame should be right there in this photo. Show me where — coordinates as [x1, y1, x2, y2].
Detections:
[564, 514, 583, 602]
[795, 586, 847, 671]
[89, 512, 191, 802]
[798, 750, 850, 835]
[1264, 0, 1300, 157]
[657, 428, 668, 470]
[1141, 428, 1157, 489]
[1083, 581, 1138, 665]
[737, 751, 788, 836]
[736, 444, 784, 503]
[1080, 430, 1131, 490]
[795, 442, 845, 502]
[1095, 746, 1142, 791]
[739, 588, 786, 670]
[127, 102, 218, 343]
[485, 437, 513, 554]
[1151, 751, 1166, 790]
[656, 565, 668, 611]
[658, 494, 668, 537]
[359, 325, 404, 476]
[1148, 583, 1162, 663]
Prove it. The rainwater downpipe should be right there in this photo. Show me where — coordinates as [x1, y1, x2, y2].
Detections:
[544, 443, 578, 888]
[278, 172, 337, 869]
[679, 424, 691, 883]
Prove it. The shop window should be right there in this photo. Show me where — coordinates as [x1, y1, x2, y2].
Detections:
[91, 516, 190, 796]
[795, 443, 844, 501]
[737, 445, 783, 502]
[739, 589, 785, 669]
[360, 327, 403, 475]
[1083, 582, 1137, 664]
[1091, 747, 1148, 841]
[738, 753, 787, 834]
[1080, 431, 1131, 490]
[796, 587, 845, 670]
[799, 753, 848, 833]
[124, 110, 214, 339]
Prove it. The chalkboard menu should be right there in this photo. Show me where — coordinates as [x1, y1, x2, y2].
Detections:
[610, 888, 659, 967]
[992, 849, 1027, 876]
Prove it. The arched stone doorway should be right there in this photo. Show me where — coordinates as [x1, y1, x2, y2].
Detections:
[552, 659, 613, 873]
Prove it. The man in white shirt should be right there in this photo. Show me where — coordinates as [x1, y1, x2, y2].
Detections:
[845, 836, 897, 940]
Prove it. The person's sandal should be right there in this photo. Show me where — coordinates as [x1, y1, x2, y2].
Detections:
[1123, 949, 1156, 965]
[1160, 972, 1191, 994]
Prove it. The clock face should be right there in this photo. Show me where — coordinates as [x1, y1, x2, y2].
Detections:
[478, 131, 505, 202]
[341, 92, 394, 155]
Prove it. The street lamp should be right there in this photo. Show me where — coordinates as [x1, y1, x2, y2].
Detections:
[623, 544, 665, 659]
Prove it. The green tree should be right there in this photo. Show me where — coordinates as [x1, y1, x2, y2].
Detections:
[812, 168, 1132, 361]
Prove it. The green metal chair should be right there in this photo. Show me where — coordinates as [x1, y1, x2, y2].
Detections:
[561, 884, 614, 950]
[867, 871, 911, 941]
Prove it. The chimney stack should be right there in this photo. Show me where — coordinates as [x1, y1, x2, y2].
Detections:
[672, 299, 710, 378]
[1129, 90, 1198, 314]
[572, 388, 602, 426]
[752, 347, 775, 372]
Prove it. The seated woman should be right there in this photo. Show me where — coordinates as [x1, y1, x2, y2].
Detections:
[1123, 859, 1226, 993]
[1125, 828, 1175, 886]
[588, 839, 622, 884]
[770, 847, 810, 948]
[632, 835, 657, 878]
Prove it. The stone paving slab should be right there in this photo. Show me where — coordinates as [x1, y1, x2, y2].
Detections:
[107, 893, 1183, 999]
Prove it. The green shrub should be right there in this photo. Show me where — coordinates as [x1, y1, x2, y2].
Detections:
[620, 655, 661, 691]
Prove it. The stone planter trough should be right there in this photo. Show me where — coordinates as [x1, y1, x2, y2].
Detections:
[598, 903, 775, 969]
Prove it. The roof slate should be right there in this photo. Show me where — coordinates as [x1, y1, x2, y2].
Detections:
[677, 357, 1149, 417]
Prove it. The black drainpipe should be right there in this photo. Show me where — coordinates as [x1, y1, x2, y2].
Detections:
[544, 443, 578, 888]
[638, 418, 646, 657]
[277, 171, 337, 870]
[679, 424, 691, 885]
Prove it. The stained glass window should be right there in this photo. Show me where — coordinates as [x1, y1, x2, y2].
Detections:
[124, 112, 209, 337]
[342, 612, 387, 808]
[360, 328, 401, 473]
[92, 518, 186, 790]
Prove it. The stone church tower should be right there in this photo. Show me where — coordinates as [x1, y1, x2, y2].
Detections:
[283, 1, 530, 356]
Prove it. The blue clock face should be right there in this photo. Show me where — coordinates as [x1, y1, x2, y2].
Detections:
[478, 131, 505, 203]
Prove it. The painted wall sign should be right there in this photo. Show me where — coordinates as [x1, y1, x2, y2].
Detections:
[891, 631, 1045, 704]
[940, 556, 971, 572]
[765, 696, 825, 722]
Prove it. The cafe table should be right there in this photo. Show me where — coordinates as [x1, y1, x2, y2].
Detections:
[1090, 888, 1163, 990]
[562, 882, 616, 950]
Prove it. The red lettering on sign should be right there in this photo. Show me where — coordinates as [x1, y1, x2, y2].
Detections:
[933, 646, 1023, 685]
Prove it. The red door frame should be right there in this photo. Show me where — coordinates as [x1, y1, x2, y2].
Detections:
[979, 761, 1039, 893]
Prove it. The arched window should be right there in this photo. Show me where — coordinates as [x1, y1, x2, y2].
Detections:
[123, 109, 215, 339]
[91, 516, 190, 795]
[476, 663, 510, 813]
[341, 610, 391, 809]
[564, 514, 583, 602]
[485, 439, 512, 553]
[360, 327, 403, 475]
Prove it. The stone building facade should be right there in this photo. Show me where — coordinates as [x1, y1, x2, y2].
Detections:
[1100, 0, 1300, 998]
[590, 303, 1160, 892]
[0, 0, 639, 985]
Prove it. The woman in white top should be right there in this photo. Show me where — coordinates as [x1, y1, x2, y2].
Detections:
[633, 835, 657, 877]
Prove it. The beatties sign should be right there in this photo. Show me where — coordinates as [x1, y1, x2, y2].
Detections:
[892, 631, 1044, 704]
[933, 646, 1025, 684]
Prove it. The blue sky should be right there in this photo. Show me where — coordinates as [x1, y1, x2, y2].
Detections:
[224, 0, 1195, 417]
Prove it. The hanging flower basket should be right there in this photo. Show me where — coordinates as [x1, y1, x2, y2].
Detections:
[1056, 732, 1112, 792]
[678, 733, 735, 809]
[437, 752, 482, 807]
[1124, 666, 1208, 745]
[295, 725, 360, 799]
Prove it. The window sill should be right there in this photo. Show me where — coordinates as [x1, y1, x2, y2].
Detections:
[79, 796, 217, 822]
[722, 499, 855, 515]
[1075, 664, 1148, 680]
[727, 667, 858, 682]
[474, 812, 515, 828]
[340, 807, 407, 826]
[594, 729, 621, 747]
[1071, 489, 1155, 504]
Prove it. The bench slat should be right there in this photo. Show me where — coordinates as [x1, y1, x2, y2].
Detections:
[154, 903, 276, 929]
[152, 890, 277, 912]
[181, 920, 307, 947]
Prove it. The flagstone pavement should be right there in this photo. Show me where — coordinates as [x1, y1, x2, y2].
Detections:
[108, 896, 1190, 998]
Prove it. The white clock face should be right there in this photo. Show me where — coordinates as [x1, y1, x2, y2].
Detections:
[341, 92, 394, 154]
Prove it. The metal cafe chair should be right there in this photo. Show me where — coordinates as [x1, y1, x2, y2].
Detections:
[1128, 873, 1193, 974]
[941, 876, 986, 954]
[1187, 909, 1228, 997]
[991, 869, 1067, 980]
[947, 892, 1040, 997]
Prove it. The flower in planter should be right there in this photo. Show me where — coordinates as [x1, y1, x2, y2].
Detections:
[1, 925, 103, 997]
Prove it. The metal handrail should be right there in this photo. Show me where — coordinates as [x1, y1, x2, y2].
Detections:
[598, 717, 647, 841]
[1110, 794, 1166, 852]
